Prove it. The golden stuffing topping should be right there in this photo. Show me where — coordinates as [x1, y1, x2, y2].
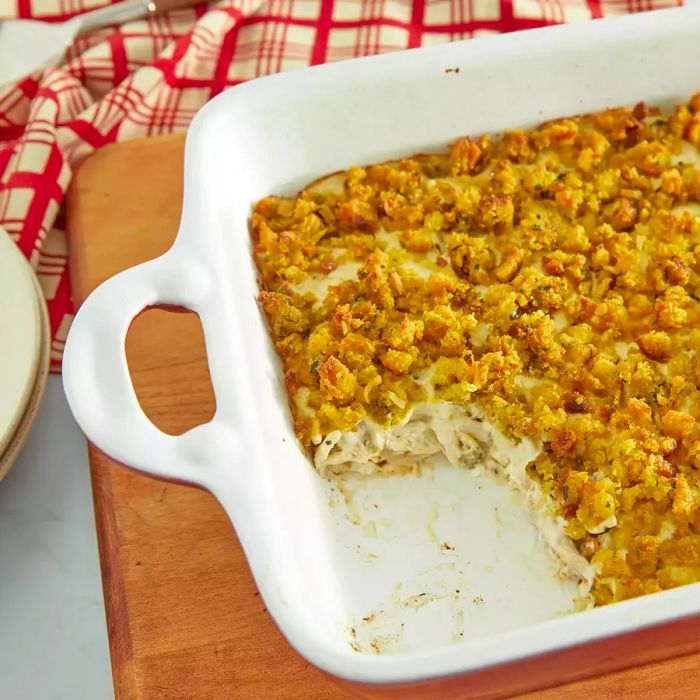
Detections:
[252, 93, 700, 607]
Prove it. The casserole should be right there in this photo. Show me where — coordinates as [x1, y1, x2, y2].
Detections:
[63, 7, 700, 697]
[252, 96, 700, 611]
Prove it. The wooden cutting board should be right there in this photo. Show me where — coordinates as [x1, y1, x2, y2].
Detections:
[67, 133, 700, 699]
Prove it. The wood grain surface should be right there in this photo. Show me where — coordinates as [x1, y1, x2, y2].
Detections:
[66, 133, 700, 699]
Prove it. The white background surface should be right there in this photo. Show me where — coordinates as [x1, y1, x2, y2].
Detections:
[0, 378, 112, 699]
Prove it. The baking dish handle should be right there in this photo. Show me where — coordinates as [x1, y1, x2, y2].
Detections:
[62, 254, 240, 489]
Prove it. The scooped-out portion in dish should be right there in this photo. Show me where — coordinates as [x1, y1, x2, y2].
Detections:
[251, 92, 700, 608]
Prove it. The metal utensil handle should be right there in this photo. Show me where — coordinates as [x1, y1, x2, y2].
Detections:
[75, 0, 202, 35]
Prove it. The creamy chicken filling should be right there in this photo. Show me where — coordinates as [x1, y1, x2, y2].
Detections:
[314, 403, 595, 602]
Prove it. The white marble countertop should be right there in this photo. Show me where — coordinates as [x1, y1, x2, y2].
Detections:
[0, 377, 113, 699]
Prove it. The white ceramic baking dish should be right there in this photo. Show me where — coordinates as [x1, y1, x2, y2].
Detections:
[64, 6, 700, 697]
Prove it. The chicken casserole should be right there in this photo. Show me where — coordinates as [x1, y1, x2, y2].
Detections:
[252, 93, 700, 608]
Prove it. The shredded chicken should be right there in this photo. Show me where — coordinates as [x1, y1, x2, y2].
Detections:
[315, 402, 595, 602]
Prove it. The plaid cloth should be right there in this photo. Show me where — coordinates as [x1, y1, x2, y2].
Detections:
[0, 0, 682, 371]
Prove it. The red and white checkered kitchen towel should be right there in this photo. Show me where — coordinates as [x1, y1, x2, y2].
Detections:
[0, 0, 682, 371]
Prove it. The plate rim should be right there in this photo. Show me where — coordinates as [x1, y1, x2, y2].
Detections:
[0, 270, 51, 481]
[0, 227, 43, 460]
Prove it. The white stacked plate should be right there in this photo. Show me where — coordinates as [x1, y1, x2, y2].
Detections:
[0, 225, 50, 481]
